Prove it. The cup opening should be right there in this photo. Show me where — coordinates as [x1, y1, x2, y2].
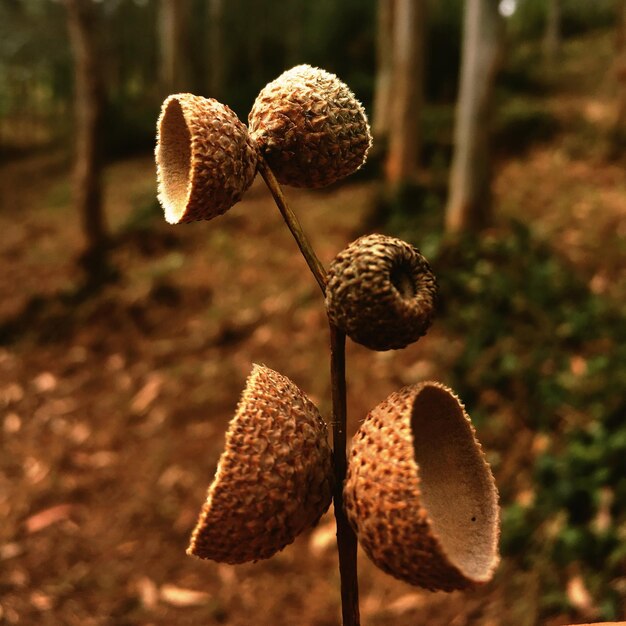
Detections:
[390, 260, 417, 299]
[157, 97, 192, 224]
[410, 384, 498, 582]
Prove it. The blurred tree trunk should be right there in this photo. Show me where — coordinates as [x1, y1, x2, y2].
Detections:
[385, 0, 425, 187]
[65, 0, 109, 284]
[544, 0, 561, 67]
[158, 0, 190, 93]
[206, 0, 223, 98]
[445, 0, 503, 235]
[372, 0, 395, 144]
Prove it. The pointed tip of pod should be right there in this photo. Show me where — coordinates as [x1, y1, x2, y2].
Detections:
[344, 381, 500, 591]
[156, 93, 258, 224]
[187, 364, 333, 564]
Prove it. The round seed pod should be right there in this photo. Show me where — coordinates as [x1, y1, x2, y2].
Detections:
[187, 364, 333, 564]
[344, 382, 500, 591]
[248, 64, 372, 188]
[325, 234, 438, 351]
[156, 93, 258, 224]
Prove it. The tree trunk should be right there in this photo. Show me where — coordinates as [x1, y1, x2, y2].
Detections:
[65, 0, 109, 283]
[544, 0, 561, 68]
[385, 0, 425, 186]
[158, 0, 190, 93]
[445, 0, 502, 235]
[372, 0, 395, 143]
[207, 0, 224, 98]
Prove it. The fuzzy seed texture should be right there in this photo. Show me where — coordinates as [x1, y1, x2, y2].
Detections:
[249, 64, 372, 188]
[156, 93, 258, 224]
[344, 382, 500, 591]
[187, 364, 333, 564]
[325, 234, 438, 351]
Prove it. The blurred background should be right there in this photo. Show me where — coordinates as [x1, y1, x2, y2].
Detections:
[0, 0, 625, 624]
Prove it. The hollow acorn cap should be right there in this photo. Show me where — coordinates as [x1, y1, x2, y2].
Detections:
[187, 364, 333, 564]
[325, 234, 438, 351]
[156, 93, 258, 224]
[249, 64, 372, 188]
[344, 381, 500, 591]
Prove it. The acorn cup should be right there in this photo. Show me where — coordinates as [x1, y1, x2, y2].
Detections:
[325, 234, 438, 351]
[344, 381, 500, 592]
[187, 364, 333, 564]
[156, 93, 258, 224]
[249, 64, 372, 188]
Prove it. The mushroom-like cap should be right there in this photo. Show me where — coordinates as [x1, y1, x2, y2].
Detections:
[187, 364, 333, 564]
[248, 64, 372, 188]
[156, 93, 258, 224]
[325, 234, 438, 351]
[344, 382, 500, 591]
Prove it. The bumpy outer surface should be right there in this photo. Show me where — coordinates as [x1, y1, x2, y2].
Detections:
[156, 93, 258, 224]
[325, 234, 438, 351]
[344, 382, 500, 591]
[248, 64, 372, 188]
[187, 364, 333, 564]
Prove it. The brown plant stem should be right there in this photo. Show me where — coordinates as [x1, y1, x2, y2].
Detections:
[257, 157, 327, 295]
[259, 159, 360, 626]
[330, 324, 361, 626]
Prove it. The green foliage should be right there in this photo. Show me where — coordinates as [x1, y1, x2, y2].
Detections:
[431, 222, 626, 619]
[509, 0, 617, 40]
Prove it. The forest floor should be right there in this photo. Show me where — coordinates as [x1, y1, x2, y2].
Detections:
[0, 30, 625, 626]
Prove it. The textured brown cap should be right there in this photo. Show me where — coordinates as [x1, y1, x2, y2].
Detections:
[156, 93, 258, 224]
[325, 234, 438, 351]
[248, 64, 372, 188]
[344, 382, 500, 591]
[187, 364, 333, 564]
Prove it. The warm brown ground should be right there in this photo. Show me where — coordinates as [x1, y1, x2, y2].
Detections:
[1, 31, 624, 626]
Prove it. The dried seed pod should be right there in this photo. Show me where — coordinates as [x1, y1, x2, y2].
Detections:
[248, 64, 372, 188]
[325, 234, 438, 351]
[344, 382, 500, 591]
[156, 93, 258, 224]
[187, 364, 333, 564]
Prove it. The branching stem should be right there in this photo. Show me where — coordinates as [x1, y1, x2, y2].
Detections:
[259, 158, 360, 626]
[257, 157, 327, 295]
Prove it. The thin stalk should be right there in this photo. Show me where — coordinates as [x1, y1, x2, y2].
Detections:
[330, 324, 360, 626]
[257, 157, 327, 296]
[259, 160, 360, 626]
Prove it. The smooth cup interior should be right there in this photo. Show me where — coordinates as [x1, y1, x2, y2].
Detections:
[157, 97, 192, 224]
[411, 384, 499, 582]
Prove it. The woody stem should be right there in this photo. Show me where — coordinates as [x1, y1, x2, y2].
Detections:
[257, 158, 327, 295]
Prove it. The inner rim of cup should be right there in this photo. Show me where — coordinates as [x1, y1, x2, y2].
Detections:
[411, 384, 499, 581]
[157, 97, 192, 224]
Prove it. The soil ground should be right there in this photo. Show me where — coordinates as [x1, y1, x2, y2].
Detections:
[0, 30, 624, 626]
